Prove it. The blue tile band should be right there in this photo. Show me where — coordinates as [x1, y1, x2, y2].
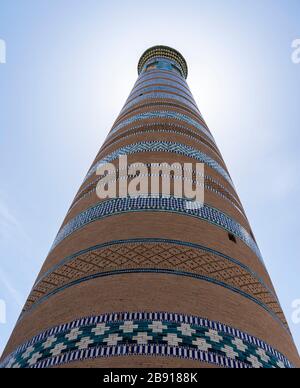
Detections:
[127, 86, 195, 105]
[51, 196, 263, 264]
[0, 311, 292, 369]
[120, 92, 201, 116]
[132, 78, 192, 95]
[102, 123, 221, 160]
[70, 171, 244, 219]
[109, 111, 212, 141]
[136, 70, 189, 87]
[86, 141, 229, 184]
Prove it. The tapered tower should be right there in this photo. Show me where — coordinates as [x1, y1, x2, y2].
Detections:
[1, 46, 299, 368]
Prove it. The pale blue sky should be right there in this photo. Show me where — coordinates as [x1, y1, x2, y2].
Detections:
[0, 0, 299, 356]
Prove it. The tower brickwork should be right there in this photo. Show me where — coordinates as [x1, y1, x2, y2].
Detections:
[1, 46, 299, 368]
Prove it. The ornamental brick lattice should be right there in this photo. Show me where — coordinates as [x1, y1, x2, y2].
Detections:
[1, 46, 299, 368]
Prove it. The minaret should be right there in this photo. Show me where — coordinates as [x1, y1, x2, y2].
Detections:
[1, 46, 299, 368]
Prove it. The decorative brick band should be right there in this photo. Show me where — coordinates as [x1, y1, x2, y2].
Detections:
[126, 85, 196, 104]
[135, 74, 190, 98]
[131, 80, 193, 97]
[121, 95, 199, 117]
[134, 77, 193, 100]
[108, 111, 214, 142]
[120, 93, 201, 117]
[51, 197, 262, 263]
[102, 122, 221, 160]
[0, 312, 292, 369]
[115, 103, 206, 134]
[136, 70, 189, 87]
[69, 172, 245, 219]
[134, 74, 190, 87]
[135, 76, 189, 93]
[129, 83, 194, 100]
[86, 141, 230, 185]
[23, 240, 285, 328]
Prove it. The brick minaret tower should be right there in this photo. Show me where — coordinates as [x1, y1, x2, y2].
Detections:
[1, 46, 299, 368]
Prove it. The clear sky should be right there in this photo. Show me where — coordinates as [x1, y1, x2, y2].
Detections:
[0, 0, 299, 357]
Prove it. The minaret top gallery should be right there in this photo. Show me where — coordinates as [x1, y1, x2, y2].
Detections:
[1, 46, 299, 368]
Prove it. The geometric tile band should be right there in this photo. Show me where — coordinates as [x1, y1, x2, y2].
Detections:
[134, 75, 190, 88]
[133, 77, 191, 92]
[137, 69, 187, 80]
[138, 68, 187, 81]
[51, 197, 263, 264]
[121, 93, 199, 117]
[135, 71, 189, 87]
[131, 81, 192, 93]
[127, 86, 196, 103]
[85, 141, 231, 184]
[137, 68, 188, 80]
[127, 85, 195, 102]
[108, 111, 214, 142]
[69, 172, 244, 218]
[22, 240, 285, 327]
[120, 92, 200, 116]
[102, 124, 221, 160]
[0, 312, 293, 369]
[131, 81, 194, 98]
